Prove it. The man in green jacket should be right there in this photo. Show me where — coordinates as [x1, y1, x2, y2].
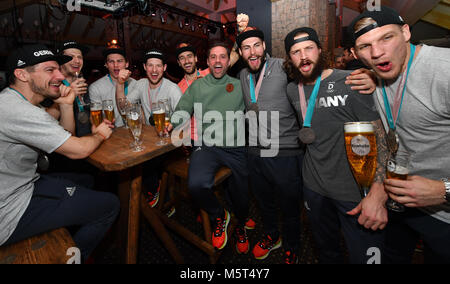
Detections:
[170, 41, 250, 253]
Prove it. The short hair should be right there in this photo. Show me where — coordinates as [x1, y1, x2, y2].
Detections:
[207, 41, 231, 58]
[8, 66, 36, 85]
[353, 17, 378, 34]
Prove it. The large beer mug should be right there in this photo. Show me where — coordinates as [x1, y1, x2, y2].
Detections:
[344, 122, 377, 197]
[103, 99, 115, 122]
[90, 101, 103, 127]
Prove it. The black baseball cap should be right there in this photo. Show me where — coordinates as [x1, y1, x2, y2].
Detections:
[102, 46, 126, 59]
[284, 27, 321, 54]
[349, 6, 405, 45]
[143, 49, 166, 64]
[236, 28, 265, 48]
[57, 40, 90, 55]
[7, 44, 72, 73]
[176, 43, 196, 59]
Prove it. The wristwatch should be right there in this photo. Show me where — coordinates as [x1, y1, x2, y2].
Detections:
[442, 178, 450, 201]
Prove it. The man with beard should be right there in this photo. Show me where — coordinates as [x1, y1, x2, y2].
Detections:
[237, 28, 304, 263]
[176, 43, 210, 94]
[284, 27, 389, 264]
[349, 6, 450, 263]
[0, 44, 119, 262]
[89, 46, 138, 127]
[169, 41, 250, 253]
[116, 49, 182, 210]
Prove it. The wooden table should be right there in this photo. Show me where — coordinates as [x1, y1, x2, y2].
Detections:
[87, 125, 181, 264]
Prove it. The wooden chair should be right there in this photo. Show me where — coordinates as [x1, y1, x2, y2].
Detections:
[140, 155, 235, 264]
[0, 228, 76, 264]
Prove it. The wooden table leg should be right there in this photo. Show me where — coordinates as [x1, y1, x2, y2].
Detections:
[118, 166, 142, 264]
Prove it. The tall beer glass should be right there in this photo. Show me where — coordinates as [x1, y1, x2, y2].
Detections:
[90, 101, 103, 127]
[103, 99, 115, 122]
[151, 102, 167, 146]
[127, 102, 145, 152]
[386, 150, 410, 212]
[344, 122, 377, 197]
[117, 98, 131, 128]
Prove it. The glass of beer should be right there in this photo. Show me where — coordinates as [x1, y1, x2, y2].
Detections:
[127, 103, 145, 152]
[117, 98, 131, 128]
[385, 150, 410, 212]
[103, 99, 115, 123]
[90, 101, 103, 127]
[151, 102, 167, 146]
[159, 98, 172, 138]
[344, 122, 377, 197]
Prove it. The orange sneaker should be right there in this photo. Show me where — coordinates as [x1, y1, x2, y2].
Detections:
[146, 184, 160, 208]
[235, 226, 249, 254]
[252, 234, 282, 260]
[211, 210, 230, 250]
[244, 218, 256, 230]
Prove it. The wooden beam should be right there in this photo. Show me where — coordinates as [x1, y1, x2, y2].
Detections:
[63, 13, 76, 36]
[128, 15, 207, 39]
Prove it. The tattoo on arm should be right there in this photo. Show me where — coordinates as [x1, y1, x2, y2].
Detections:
[372, 119, 389, 183]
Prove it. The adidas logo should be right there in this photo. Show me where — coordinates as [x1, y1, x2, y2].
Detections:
[17, 60, 25, 66]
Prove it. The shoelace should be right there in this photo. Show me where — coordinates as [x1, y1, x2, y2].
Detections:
[214, 218, 224, 236]
[259, 235, 274, 249]
[236, 228, 247, 242]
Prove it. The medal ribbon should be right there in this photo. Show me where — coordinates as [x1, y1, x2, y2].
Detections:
[297, 74, 322, 128]
[381, 44, 416, 130]
[9, 87, 29, 102]
[249, 62, 268, 103]
[108, 74, 128, 96]
[184, 70, 201, 88]
[62, 79, 84, 112]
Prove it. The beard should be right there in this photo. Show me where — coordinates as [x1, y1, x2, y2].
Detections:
[30, 78, 61, 100]
[297, 53, 326, 85]
[246, 52, 267, 74]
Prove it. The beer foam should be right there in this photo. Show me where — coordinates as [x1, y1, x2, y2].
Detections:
[344, 122, 374, 133]
[153, 109, 165, 115]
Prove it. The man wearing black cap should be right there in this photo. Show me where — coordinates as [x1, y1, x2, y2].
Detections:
[116, 48, 182, 209]
[284, 27, 389, 264]
[89, 46, 137, 127]
[56, 40, 91, 137]
[0, 44, 119, 262]
[236, 28, 304, 264]
[116, 48, 182, 127]
[176, 43, 210, 95]
[349, 6, 450, 263]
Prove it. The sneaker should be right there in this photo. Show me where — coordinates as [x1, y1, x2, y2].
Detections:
[235, 226, 249, 254]
[146, 184, 160, 208]
[212, 210, 230, 250]
[252, 234, 282, 260]
[244, 218, 256, 230]
[284, 250, 298, 264]
[166, 206, 176, 218]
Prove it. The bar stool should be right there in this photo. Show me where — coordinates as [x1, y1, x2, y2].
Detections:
[0, 228, 76, 264]
[142, 155, 235, 264]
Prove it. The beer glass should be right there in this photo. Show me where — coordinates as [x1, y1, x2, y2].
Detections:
[90, 101, 103, 127]
[386, 150, 410, 212]
[159, 98, 172, 138]
[151, 102, 167, 146]
[74, 72, 88, 106]
[344, 122, 377, 197]
[103, 99, 115, 123]
[127, 103, 145, 152]
[117, 98, 131, 128]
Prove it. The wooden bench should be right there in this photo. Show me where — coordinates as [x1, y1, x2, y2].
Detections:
[0, 228, 76, 264]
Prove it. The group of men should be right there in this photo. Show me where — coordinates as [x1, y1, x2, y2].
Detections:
[0, 6, 448, 264]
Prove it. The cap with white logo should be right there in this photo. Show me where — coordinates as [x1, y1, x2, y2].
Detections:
[7, 44, 72, 73]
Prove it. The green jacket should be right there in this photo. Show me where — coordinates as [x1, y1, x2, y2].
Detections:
[172, 74, 245, 147]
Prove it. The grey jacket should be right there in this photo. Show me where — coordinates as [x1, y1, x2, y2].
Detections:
[239, 55, 304, 156]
